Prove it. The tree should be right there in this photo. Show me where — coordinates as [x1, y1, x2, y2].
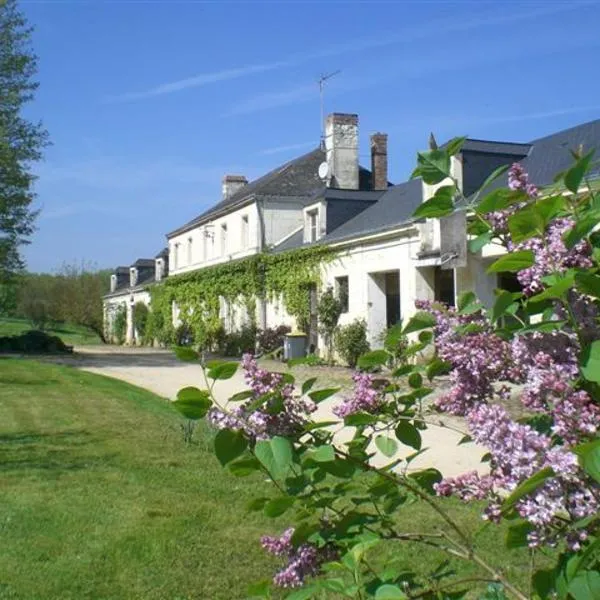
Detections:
[132, 301, 149, 344]
[0, 0, 49, 288]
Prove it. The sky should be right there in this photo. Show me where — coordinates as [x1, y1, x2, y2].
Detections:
[19, 0, 600, 273]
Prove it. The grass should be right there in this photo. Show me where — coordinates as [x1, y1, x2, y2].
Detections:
[0, 317, 102, 346]
[0, 359, 545, 599]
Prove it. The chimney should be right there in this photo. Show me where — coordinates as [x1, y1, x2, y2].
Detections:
[325, 113, 359, 190]
[129, 267, 138, 288]
[155, 258, 164, 282]
[370, 133, 388, 191]
[222, 175, 248, 200]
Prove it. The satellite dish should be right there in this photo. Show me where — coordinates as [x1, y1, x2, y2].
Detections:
[318, 162, 329, 180]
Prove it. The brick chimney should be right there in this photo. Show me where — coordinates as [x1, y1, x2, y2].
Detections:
[370, 133, 388, 191]
[325, 113, 359, 190]
[222, 175, 248, 200]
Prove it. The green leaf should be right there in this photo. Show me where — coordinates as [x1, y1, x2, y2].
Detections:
[207, 361, 238, 380]
[304, 420, 339, 431]
[255, 436, 293, 479]
[264, 496, 295, 518]
[357, 350, 390, 369]
[568, 571, 600, 600]
[487, 250, 535, 274]
[228, 390, 254, 402]
[503, 467, 554, 511]
[469, 231, 493, 253]
[214, 429, 247, 466]
[407, 372, 423, 389]
[408, 468, 442, 493]
[508, 205, 545, 243]
[311, 444, 336, 463]
[173, 346, 199, 362]
[309, 388, 340, 403]
[301, 377, 317, 395]
[375, 583, 408, 599]
[172, 387, 211, 420]
[403, 311, 436, 335]
[505, 521, 533, 548]
[246, 497, 269, 512]
[564, 149, 595, 194]
[228, 457, 261, 477]
[345, 412, 379, 427]
[477, 188, 526, 214]
[457, 291, 477, 312]
[413, 185, 455, 219]
[395, 421, 422, 450]
[412, 149, 451, 185]
[528, 272, 575, 303]
[581, 340, 600, 383]
[564, 214, 599, 249]
[445, 136, 467, 157]
[576, 272, 600, 298]
[573, 438, 600, 483]
[375, 435, 398, 458]
[492, 290, 518, 323]
[426, 358, 451, 380]
[285, 586, 319, 600]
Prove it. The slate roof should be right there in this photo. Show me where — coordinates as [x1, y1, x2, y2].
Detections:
[322, 178, 423, 244]
[167, 148, 375, 238]
[155, 247, 169, 259]
[133, 258, 155, 268]
[461, 139, 531, 156]
[272, 229, 304, 253]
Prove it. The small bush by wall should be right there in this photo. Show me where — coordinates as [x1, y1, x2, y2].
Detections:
[334, 318, 370, 367]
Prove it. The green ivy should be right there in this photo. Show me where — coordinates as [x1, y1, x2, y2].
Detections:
[147, 246, 336, 347]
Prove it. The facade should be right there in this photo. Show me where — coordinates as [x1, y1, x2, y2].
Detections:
[104, 114, 600, 352]
[103, 249, 168, 344]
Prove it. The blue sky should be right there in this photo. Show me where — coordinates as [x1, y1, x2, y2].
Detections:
[21, 0, 600, 273]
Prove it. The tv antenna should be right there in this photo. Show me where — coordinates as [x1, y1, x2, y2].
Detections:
[318, 70, 341, 147]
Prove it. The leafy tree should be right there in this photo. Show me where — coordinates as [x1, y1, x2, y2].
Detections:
[132, 301, 149, 344]
[112, 304, 127, 345]
[0, 0, 49, 288]
[334, 318, 370, 368]
[317, 286, 342, 364]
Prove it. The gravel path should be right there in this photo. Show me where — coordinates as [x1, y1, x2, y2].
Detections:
[52, 346, 486, 478]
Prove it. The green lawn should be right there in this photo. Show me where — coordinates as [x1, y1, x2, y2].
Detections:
[0, 359, 543, 599]
[0, 317, 102, 346]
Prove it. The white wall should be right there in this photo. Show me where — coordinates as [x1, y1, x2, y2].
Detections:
[168, 202, 260, 276]
[103, 289, 150, 345]
[264, 199, 309, 247]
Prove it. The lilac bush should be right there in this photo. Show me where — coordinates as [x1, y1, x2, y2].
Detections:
[173, 145, 600, 600]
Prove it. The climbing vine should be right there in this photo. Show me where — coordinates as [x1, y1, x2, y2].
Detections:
[147, 246, 337, 348]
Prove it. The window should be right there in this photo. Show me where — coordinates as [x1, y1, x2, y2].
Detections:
[434, 267, 455, 307]
[187, 237, 193, 265]
[241, 215, 249, 248]
[308, 209, 318, 242]
[335, 276, 349, 313]
[221, 223, 228, 255]
[202, 228, 208, 261]
[173, 243, 179, 270]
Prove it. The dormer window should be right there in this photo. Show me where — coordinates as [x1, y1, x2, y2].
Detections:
[110, 274, 117, 293]
[155, 258, 164, 282]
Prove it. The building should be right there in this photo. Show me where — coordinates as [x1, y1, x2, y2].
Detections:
[104, 115, 600, 351]
[103, 249, 168, 344]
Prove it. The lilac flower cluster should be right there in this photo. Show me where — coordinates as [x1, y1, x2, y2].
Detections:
[485, 162, 536, 234]
[333, 372, 383, 418]
[435, 404, 599, 546]
[414, 300, 512, 415]
[513, 217, 593, 296]
[208, 354, 316, 440]
[261, 528, 334, 588]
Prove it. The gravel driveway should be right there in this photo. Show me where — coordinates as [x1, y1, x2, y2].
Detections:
[51, 345, 486, 478]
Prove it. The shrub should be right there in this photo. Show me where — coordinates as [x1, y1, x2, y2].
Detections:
[175, 322, 194, 347]
[317, 287, 343, 364]
[334, 318, 370, 367]
[133, 302, 149, 344]
[112, 305, 127, 345]
[221, 325, 257, 356]
[257, 325, 291, 354]
[0, 330, 72, 354]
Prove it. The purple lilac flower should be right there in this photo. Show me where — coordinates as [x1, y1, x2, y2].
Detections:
[261, 528, 334, 588]
[333, 372, 382, 418]
[208, 354, 316, 440]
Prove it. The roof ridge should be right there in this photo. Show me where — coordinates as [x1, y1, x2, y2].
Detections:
[529, 117, 600, 144]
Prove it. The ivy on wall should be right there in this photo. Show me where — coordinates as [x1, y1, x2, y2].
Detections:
[147, 246, 336, 346]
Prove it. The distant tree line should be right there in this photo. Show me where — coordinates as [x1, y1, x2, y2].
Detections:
[1, 262, 110, 342]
